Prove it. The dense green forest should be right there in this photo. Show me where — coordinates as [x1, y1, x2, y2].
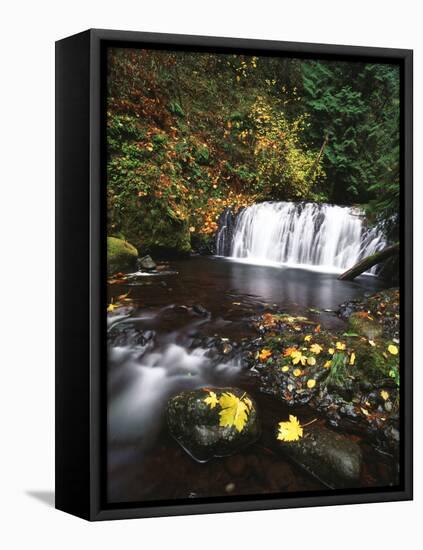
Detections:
[107, 48, 400, 255]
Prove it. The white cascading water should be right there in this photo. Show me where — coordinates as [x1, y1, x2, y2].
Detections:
[216, 201, 386, 274]
[108, 310, 241, 444]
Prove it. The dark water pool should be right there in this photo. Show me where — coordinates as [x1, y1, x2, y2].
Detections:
[107, 257, 394, 504]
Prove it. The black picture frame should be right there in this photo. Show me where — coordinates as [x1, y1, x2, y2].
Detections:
[55, 28, 413, 521]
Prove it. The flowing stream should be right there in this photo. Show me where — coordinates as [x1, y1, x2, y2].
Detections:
[107, 255, 395, 504]
[216, 201, 386, 273]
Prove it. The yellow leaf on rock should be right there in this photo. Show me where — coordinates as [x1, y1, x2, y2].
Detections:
[218, 392, 249, 432]
[336, 342, 346, 351]
[293, 368, 302, 377]
[304, 335, 312, 342]
[277, 415, 303, 442]
[307, 379, 316, 389]
[204, 391, 219, 409]
[388, 344, 398, 355]
[281, 365, 290, 373]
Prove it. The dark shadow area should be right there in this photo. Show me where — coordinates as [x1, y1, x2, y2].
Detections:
[26, 490, 55, 508]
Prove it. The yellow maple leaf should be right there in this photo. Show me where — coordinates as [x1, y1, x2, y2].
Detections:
[281, 365, 290, 373]
[204, 391, 219, 409]
[107, 302, 118, 313]
[328, 347, 335, 355]
[218, 392, 249, 432]
[380, 390, 390, 401]
[304, 335, 312, 342]
[350, 352, 356, 365]
[293, 368, 302, 377]
[243, 396, 253, 410]
[323, 360, 332, 369]
[258, 348, 272, 361]
[307, 356, 316, 366]
[307, 379, 316, 389]
[283, 346, 297, 357]
[388, 344, 398, 355]
[277, 415, 303, 442]
[336, 341, 346, 351]
[291, 350, 307, 366]
[310, 343, 323, 354]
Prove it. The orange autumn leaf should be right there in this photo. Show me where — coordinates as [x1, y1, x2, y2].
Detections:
[258, 348, 272, 361]
[283, 346, 297, 357]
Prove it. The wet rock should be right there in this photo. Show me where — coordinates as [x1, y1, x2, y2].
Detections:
[137, 255, 157, 271]
[192, 304, 209, 317]
[337, 288, 399, 340]
[108, 323, 155, 348]
[383, 423, 400, 444]
[225, 482, 236, 493]
[167, 387, 260, 462]
[384, 401, 393, 412]
[348, 312, 383, 339]
[215, 208, 237, 256]
[277, 424, 362, 489]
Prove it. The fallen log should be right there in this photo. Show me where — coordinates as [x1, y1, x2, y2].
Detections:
[338, 243, 399, 281]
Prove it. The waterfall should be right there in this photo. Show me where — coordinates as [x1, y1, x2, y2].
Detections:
[216, 202, 386, 274]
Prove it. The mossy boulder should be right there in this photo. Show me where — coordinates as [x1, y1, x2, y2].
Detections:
[348, 312, 383, 340]
[107, 236, 138, 275]
[123, 202, 192, 257]
[167, 387, 260, 462]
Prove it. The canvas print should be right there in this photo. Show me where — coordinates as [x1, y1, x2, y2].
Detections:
[106, 47, 400, 504]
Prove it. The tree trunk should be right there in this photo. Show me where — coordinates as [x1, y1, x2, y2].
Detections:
[338, 243, 399, 281]
[309, 134, 329, 180]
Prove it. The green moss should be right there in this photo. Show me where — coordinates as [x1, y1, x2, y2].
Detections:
[125, 202, 191, 256]
[107, 237, 138, 275]
[354, 344, 392, 383]
[348, 313, 383, 339]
